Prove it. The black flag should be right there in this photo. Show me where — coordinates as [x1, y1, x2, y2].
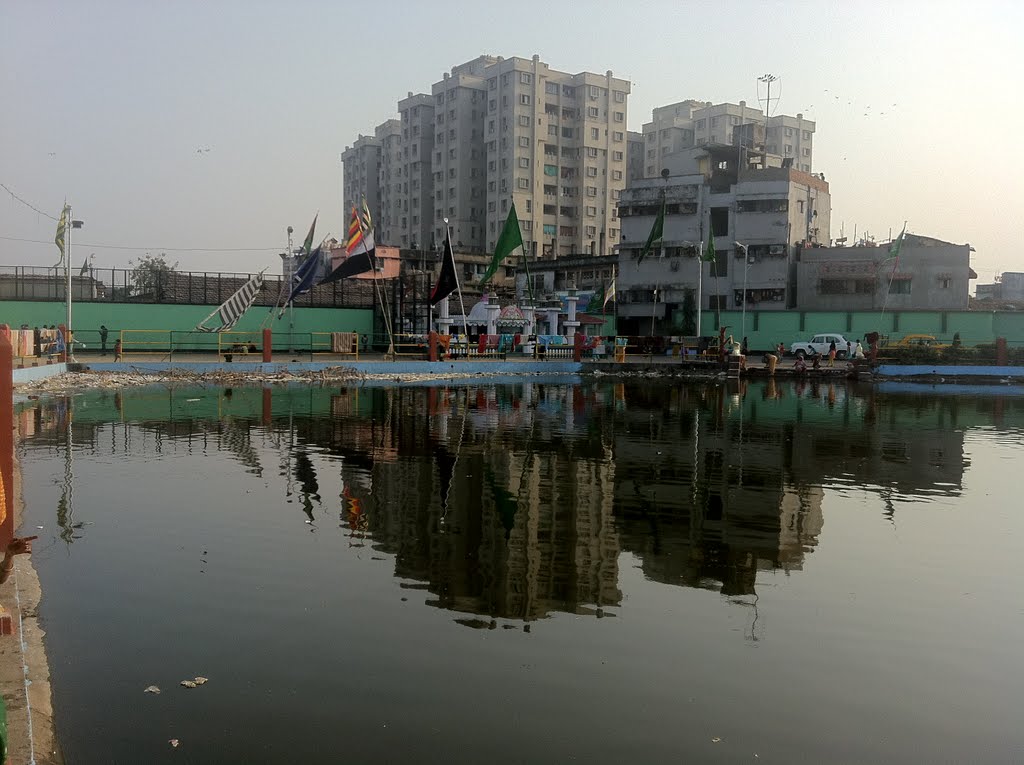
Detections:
[322, 230, 375, 283]
[429, 231, 458, 307]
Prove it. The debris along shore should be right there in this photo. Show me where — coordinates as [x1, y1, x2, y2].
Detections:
[12, 366, 582, 394]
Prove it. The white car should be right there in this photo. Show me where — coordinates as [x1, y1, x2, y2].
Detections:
[789, 333, 852, 359]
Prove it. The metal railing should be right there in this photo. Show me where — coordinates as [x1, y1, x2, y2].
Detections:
[0, 265, 375, 309]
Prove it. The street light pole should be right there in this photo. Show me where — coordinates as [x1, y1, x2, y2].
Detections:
[736, 242, 749, 346]
[67, 213, 83, 361]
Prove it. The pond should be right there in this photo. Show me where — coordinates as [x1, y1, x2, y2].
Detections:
[14, 379, 1024, 763]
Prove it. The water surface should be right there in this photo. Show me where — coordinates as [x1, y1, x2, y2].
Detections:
[15, 380, 1024, 763]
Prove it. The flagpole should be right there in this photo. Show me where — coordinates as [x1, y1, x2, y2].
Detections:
[66, 205, 74, 361]
[696, 240, 703, 339]
[444, 219, 470, 338]
[878, 221, 907, 323]
[357, 202, 396, 357]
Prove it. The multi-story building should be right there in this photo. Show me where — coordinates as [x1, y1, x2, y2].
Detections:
[374, 120, 402, 246]
[395, 93, 436, 250]
[975, 272, 1024, 304]
[341, 129, 385, 230]
[616, 145, 830, 335]
[641, 99, 815, 178]
[343, 54, 630, 263]
[626, 131, 644, 187]
[479, 55, 629, 259]
[796, 234, 973, 311]
[431, 56, 494, 251]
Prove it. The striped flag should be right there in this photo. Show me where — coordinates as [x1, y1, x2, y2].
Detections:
[604, 277, 616, 312]
[345, 206, 365, 254]
[196, 273, 265, 332]
[55, 204, 70, 264]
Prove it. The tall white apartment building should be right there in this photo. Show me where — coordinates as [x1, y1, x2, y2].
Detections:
[431, 56, 494, 251]
[343, 54, 630, 259]
[396, 93, 435, 249]
[374, 120, 401, 246]
[341, 129, 384, 232]
[641, 100, 815, 177]
[482, 55, 630, 259]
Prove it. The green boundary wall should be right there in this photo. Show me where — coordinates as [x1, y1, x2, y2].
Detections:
[0, 301, 374, 340]
[700, 310, 1024, 349]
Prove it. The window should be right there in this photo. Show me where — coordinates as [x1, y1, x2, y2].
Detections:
[449, 148, 456, 159]
[586, 166, 598, 177]
[436, 132, 443, 143]
[613, 111, 624, 122]
[517, 177, 529, 189]
[611, 189, 620, 199]
[710, 207, 729, 236]
[448, 168, 456, 178]
[488, 201, 496, 212]
[561, 127, 574, 138]
[802, 130, 811, 140]
[586, 206, 597, 216]
[940, 277, 951, 289]
[518, 157, 529, 168]
[708, 295, 728, 309]
[548, 124, 557, 135]
[889, 279, 912, 295]
[802, 147, 810, 157]
[543, 224, 557, 235]
[489, 99, 496, 111]
[613, 131, 623, 141]
[696, 119, 706, 130]
[614, 90, 625, 103]
[525, 200, 532, 213]
[520, 94, 531, 105]
[545, 82, 558, 95]
[520, 72, 532, 84]
[488, 160, 496, 171]
[519, 136, 530, 147]
[587, 147, 598, 158]
[611, 169, 622, 180]
[562, 85, 575, 98]
[711, 117, 718, 127]
[612, 150, 623, 161]
[801, 164, 810, 172]
[544, 164, 558, 176]
[647, 149, 656, 159]
[784, 144, 793, 154]
[585, 225, 597, 237]
[590, 127, 600, 140]
[588, 106, 599, 118]
[589, 85, 600, 98]
[519, 115, 530, 127]
[797, 200, 805, 214]
[586, 186, 598, 197]
[786, 128, 794, 137]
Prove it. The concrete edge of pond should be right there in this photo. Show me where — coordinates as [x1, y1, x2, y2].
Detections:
[0, 447, 61, 764]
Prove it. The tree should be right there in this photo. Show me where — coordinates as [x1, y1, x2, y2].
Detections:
[129, 253, 178, 300]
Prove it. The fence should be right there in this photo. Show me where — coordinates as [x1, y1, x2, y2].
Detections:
[0, 265, 376, 309]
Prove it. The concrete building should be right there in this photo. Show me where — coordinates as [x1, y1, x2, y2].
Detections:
[641, 99, 815, 178]
[343, 54, 629, 262]
[975, 272, 1024, 304]
[616, 145, 830, 335]
[481, 55, 630, 259]
[375, 120, 402, 246]
[431, 56, 495, 251]
[341, 128, 385, 232]
[796, 234, 973, 311]
[626, 130, 645, 187]
[396, 93, 436, 250]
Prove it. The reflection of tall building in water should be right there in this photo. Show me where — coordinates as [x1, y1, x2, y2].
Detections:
[363, 389, 622, 624]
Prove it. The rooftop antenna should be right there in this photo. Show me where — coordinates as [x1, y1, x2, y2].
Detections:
[757, 74, 779, 167]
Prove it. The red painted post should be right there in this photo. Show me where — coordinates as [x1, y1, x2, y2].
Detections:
[262, 328, 272, 362]
[428, 331, 439, 362]
[0, 333, 14, 549]
[996, 337, 1008, 366]
[573, 331, 584, 362]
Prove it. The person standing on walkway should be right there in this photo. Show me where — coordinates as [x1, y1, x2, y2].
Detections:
[827, 339, 837, 368]
[99, 325, 109, 356]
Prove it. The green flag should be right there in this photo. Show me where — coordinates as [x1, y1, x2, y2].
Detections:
[638, 196, 665, 265]
[302, 213, 318, 255]
[887, 223, 906, 262]
[481, 202, 524, 285]
[704, 229, 716, 262]
[590, 281, 605, 311]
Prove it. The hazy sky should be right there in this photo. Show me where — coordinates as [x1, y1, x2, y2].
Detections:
[2, 0, 1020, 283]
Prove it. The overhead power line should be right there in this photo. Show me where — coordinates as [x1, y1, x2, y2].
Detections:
[0, 235, 282, 253]
[1, 182, 59, 221]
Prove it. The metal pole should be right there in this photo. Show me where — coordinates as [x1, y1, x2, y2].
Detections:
[66, 207, 75, 361]
[697, 241, 703, 339]
[286, 227, 294, 354]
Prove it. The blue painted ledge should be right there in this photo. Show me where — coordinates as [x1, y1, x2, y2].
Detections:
[876, 364, 1024, 379]
[12, 363, 67, 383]
[75, 360, 583, 376]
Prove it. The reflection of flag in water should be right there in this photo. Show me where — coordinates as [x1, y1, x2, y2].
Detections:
[485, 468, 517, 540]
[294, 450, 321, 501]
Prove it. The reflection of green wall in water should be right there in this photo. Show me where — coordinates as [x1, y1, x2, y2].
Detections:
[0, 300, 373, 338]
[701, 309, 1024, 348]
[53, 385, 375, 424]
